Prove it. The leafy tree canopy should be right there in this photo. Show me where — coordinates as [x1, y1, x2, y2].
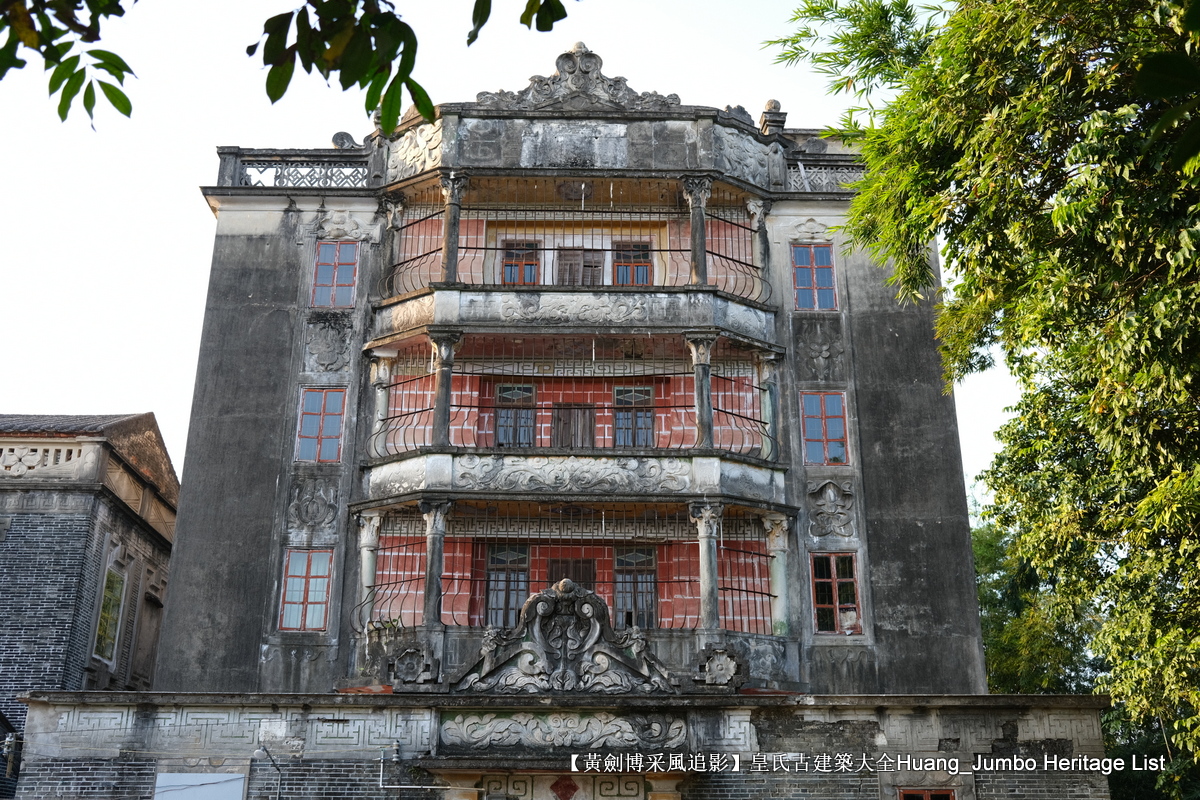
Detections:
[775, 0, 1200, 761]
[0, 0, 571, 131]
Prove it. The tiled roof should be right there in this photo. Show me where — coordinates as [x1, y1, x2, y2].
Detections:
[0, 414, 144, 434]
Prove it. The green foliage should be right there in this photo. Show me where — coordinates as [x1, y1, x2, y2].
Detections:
[775, 0, 1200, 763]
[972, 522, 1098, 694]
[1, 0, 575, 130]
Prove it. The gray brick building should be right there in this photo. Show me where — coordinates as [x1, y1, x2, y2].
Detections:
[15, 45, 1111, 800]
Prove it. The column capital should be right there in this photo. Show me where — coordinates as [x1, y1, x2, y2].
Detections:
[418, 500, 453, 524]
[745, 198, 772, 230]
[684, 333, 718, 366]
[439, 172, 469, 204]
[428, 332, 462, 367]
[761, 512, 789, 550]
[682, 175, 713, 207]
[689, 501, 724, 527]
[357, 512, 382, 548]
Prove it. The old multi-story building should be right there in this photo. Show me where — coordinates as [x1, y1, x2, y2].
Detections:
[0, 414, 177, 796]
[16, 45, 1111, 800]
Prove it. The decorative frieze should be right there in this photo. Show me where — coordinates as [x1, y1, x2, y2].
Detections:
[386, 121, 443, 182]
[454, 455, 691, 494]
[440, 711, 686, 750]
[499, 294, 650, 325]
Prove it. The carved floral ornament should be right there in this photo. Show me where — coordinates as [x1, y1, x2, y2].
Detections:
[807, 480, 856, 537]
[441, 710, 686, 750]
[476, 42, 681, 112]
[295, 208, 383, 245]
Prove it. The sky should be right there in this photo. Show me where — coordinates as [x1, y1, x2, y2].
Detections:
[0, 0, 1017, 486]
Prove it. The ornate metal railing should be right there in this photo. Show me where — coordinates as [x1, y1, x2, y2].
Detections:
[358, 508, 774, 635]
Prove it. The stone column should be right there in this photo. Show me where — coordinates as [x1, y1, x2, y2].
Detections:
[368, 350, 396, 457]
[419, 501, 452, 627]
[686, 334, 717, 449]
[357, 512, 382, 630]
[756, 351, 779, 461]
[683, 175, 713, 285]
[762, 513, 790, 636]
[690, 502, 724, 630]
[746, 198, 773, 282]
[439, 173, 468, 283]
[429, 332, 461, 448]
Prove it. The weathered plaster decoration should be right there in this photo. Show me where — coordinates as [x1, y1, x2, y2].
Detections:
[297, 209, 383, 245]
[379, 293, 436, 337]
[305, 323, 351, 372]
[1, 442, 96, 479]
[715, 709, 759, 752]
[693, 645, 747, 688]
[787, 167, 864, 193]
[386, 121, 443, 182]
[364, 632, 437, 685]
[498, 294, 650, 325]
[441, 710, 686, 750]
[806, 338, 845, 381]
[287, 478, 338, 530]
[476, 43, 680, 112]
[0, 491, 94, 513]
[792, 218, 830, 242]
[807, 480, 856, 537]
[454, 455, 691, 494]
[455, 578, 673, 694]
[712, 128, 780, 188]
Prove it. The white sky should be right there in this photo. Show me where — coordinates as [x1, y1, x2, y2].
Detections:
[0, 0, 1017, 484]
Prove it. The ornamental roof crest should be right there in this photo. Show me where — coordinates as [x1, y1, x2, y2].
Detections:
[475, 42, 681, 112]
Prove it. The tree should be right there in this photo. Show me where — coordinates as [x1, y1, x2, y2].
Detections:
[774, 0, 1200, 764]
[0, 0, 572, 130]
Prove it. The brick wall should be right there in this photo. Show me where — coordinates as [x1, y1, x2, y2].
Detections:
[14, 758, 156, 799]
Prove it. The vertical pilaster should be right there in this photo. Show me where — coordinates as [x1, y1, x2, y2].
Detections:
[746, 198, 773, 281]
[429, 333, 461, 448]
[357, 512, 382, 631]
[756, 351, 779, 461]
[419, 501, 452, 628]
[683, 176, 712, 285]
[646, 774, 686, 800]
[439, 173, 468, 283]
[368, 351, 396, 457]
[686, 334, 717, 449]
[762, 513, 790, 636]
[690, 502, 724, 630]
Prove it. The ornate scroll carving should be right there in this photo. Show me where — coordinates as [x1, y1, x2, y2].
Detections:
[475, 42, 680, 112]
[454, 455, 691, 494]
[441, 710, 686, 750]
[287, 478, 338, 529]
[712, 128, 779, 188]
[455, 578, 673, 694]
[807, 480, 855, 537]
[498, 295, 649, 325]
[297, 208, 383, 244]
[794, 218, 830, 242]
[384, 294, 435, 335]
[386, 122, 443, 182]
[306, 323, 350, 371]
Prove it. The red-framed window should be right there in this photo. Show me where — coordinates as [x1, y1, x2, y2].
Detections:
[313, 241, 358, 307]
[812, 553, 861, 634]
[502, 241, 540, 285]
[613, 243, 653, 286]
[801, 392, 847, 464]
[793, 243, 836, 310]
[899, 792, 955, 800]
[297, 387, 346, 462]
[280, 549, 333, 631]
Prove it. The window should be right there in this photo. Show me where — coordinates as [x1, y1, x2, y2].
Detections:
[93, 567, 126, 662]
[899, 792, 955, 800]
[615, 547, 656, 629]
[547, 558, 596, 589]
[614, 387, 654, 447]
[313, 241, 358, 307]
[793, 243, 836, 310]
[551, 403, 596, 449]
[297, 388, 346, 462]
[496, 385, 536, 447]
[502, 241, 540, 285]
[279, 549, 333, 631]
[801, 392, 847, 464]
[812, 553, 861, 634]
[486, 545, 529, 628]
[556, 249, 604, 286]
[613, 243, 652, 286]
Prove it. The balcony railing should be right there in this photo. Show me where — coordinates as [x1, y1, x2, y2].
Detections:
[379, 179, 770, 304]
[787, 163, 865, 193]
[358, 507, 774, 635]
